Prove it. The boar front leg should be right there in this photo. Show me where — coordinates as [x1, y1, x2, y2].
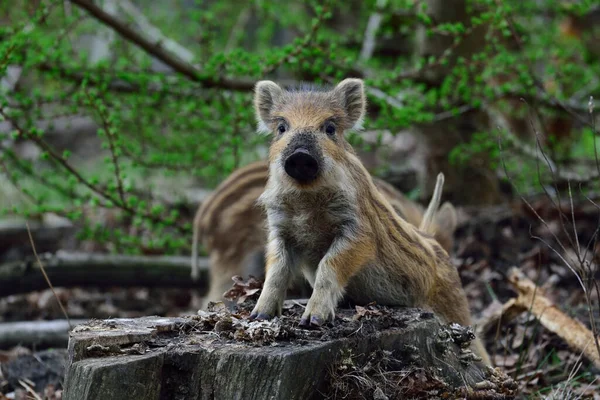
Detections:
[300, 235, 374, 327]
[250, 234, 293, 320]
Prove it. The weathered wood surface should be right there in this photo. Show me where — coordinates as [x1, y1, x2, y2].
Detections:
[63, 303, 516, 400]
[0, 251, 209, 297]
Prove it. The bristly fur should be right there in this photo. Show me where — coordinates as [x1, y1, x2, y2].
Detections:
[249, 78, 491, 366]
[255, 80, 365, 134]
[191, 160, 460, 309]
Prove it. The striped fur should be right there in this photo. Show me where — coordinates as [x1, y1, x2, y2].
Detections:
[191, 160, 458, 308]
[249, 78, 490, 365]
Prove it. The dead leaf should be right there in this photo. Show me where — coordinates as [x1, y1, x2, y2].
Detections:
[353, 305, 382, 320]
[222, 275, 263, 304]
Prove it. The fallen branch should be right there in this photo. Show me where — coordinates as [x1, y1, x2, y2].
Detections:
[0, 217, 75, 255]
[475, 298, 524, 338]
[506, 267, 600, 369]
[0, 251, 209, 297]
[0, 319, 87, 349]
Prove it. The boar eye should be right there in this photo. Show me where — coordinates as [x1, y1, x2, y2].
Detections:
[324, 122, 336, 136]
[277, 124, 287, 134]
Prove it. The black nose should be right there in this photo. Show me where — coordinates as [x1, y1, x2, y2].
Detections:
[284, 148, 320, 183]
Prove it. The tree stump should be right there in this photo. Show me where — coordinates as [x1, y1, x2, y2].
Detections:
[63, 302, 517, 400]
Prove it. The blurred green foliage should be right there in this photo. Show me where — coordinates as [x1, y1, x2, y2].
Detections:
[0, 0, 599, 254]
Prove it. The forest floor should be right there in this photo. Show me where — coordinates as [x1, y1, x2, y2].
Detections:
[0, 193, 599, 399]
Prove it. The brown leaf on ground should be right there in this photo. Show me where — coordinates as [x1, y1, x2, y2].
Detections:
[353, 303, 383, 321]
[222, 275, 263, 304]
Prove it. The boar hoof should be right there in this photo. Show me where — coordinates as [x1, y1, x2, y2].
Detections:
[299, 315, 324, 328]
[249, 312, 272, 321]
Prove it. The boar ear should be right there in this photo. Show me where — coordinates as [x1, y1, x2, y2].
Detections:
[254, 80, 284, 133]
[333, 78, 366, 131]
[435, 202, 458, 235]
[432, 202, 458, 254]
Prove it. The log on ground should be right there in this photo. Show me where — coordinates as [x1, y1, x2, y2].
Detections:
[62, 302, 517, 400]
[0, 319, 87, 349]
[0, 251, 209, 297]
[0, 217, 74, 260]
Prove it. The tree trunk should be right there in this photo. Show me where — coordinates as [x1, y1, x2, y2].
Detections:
[62, 304, 516, 400]
[413, 0, 502, 206]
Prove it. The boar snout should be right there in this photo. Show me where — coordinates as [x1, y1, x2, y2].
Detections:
[284, 148, 320, 183]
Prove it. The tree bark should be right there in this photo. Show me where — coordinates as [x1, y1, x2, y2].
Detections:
[413, 0, 502, 206]
[62, 306, 515, 400]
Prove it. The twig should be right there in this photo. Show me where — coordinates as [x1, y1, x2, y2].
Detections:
[497, 132, 586, 291]
[432, 104, 475, 122]
[529, 111, 582, 256]
[367, 87, 405, 109]
[492, 106, 600, 183]
[18, 379, 43, 400]
[260, 2, 330, 76]
[489, 105, 556, 173]
[499, 5, 599, 135]
[501, 90, 600, 115]
[530, 97, 600, 361]
[117, 0, 195, 63]
[25, 221, 72, 329]
[70, 0, 254, 91]
[86, 90, 127, 205]
[0, 108, 189, 234]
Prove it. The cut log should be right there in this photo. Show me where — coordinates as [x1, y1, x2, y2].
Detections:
[63, 303, 517, 400]
[0, 319, 87, 349]
[0, 251, 209, 297]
